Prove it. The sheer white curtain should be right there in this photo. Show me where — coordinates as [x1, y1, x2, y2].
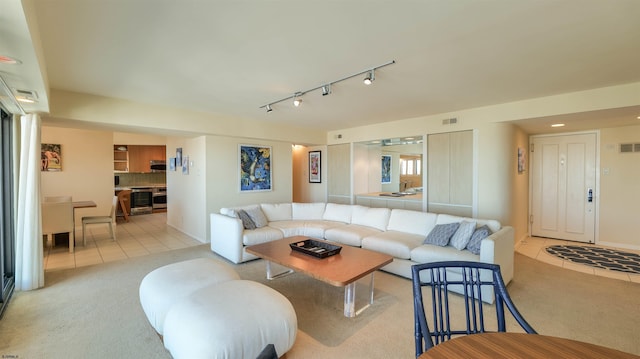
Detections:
[15, 113, 43, 290]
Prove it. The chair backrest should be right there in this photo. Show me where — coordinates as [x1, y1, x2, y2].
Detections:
[42, 201, 74, 234]
[411, 261, 536, 356]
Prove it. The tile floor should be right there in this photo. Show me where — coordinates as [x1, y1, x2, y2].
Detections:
[44, 212, 202, 271]
[515, 236, 640, 284]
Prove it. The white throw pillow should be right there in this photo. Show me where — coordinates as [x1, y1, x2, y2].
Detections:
[449, 220, 477, 250]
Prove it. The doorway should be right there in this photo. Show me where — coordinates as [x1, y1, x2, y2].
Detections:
[530, 132, 597, 243]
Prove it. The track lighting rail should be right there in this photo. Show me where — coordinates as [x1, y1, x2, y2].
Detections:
[259, 60, 395, 112]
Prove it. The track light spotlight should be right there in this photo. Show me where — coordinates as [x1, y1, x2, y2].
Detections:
[322, 84, 332, 96]
[266, 104, 272, 113]
[293, 93, 302, 107]
[363, 69, 375, 85]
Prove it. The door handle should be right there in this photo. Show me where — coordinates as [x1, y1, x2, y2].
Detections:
[587, 188, 593, 203]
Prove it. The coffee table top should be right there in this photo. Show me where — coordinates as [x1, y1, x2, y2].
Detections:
[246, 236, 393, 287]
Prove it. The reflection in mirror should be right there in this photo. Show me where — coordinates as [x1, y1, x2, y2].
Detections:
[358, 136, 424, 194]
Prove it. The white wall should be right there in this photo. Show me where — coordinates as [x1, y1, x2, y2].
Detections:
[166, 136, 207, 242]
[203, 136, 294, 242]
[599, 125, 640, 249]
[40, 126, 114, 225]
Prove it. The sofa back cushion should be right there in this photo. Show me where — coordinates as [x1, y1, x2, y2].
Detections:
[292, 202, 326, 220]
[322, 203, 353, 223]
[387, 209, 438, 236]
[260, 203, 292, 222]
[436, 213, 501, 233]
[220, 204, 261, 218]
[351, 206, 390, 231]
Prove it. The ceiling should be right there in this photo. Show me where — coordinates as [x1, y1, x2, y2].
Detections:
[2, 0, 640, 135]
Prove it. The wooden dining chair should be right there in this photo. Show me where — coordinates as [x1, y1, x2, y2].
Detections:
[82, 196, 118, 246]
[42, 199, 75, 253]
[116, 189, 132, 222]
[411, 261, 537, 357]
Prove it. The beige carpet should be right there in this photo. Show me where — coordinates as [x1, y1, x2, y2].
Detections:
[1, 244, 639, 358]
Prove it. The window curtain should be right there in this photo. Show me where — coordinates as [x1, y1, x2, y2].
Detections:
[14, 113, 43, 290]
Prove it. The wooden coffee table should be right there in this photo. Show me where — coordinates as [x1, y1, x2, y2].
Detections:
[246, 236, 393, 317]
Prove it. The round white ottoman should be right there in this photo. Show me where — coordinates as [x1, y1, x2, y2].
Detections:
[163, 280, 298, 359]
[139, 257, 240, 335]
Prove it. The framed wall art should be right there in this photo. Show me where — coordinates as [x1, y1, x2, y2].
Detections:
[308, 151, 321, 183]
[518, 147, 526, 174]
[182, 156, 189, 175]
[41, 143, 62, 171]
[381, 155, 391, 184]
[239, 144, 272, 192]
[176, 147, 182, 169]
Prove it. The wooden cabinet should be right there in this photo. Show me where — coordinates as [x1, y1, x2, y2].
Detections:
[125, 145, 166, 173]
[113, 145, 129, 172]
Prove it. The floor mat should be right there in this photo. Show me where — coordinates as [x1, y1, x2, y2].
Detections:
[546, 245, 640, 274]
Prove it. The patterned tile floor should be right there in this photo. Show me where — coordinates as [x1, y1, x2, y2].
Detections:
[516, 236, 640, 284]
[44, 212, 202, 271]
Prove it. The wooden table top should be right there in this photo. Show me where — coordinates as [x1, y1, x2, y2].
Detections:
[417, 332, 640, 359]
[245, 236, 393, 287]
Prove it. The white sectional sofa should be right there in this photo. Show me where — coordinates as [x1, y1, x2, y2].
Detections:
[210, 202, 515, 288]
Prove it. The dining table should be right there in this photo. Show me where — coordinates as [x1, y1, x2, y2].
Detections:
[417, 332, 640, 359]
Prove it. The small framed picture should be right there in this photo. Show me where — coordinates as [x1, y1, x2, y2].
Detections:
[309, 151, 321, 183]
[381, 155, 391, 184]
[169, 157, 176, 171]
[518, 147, 526, 173]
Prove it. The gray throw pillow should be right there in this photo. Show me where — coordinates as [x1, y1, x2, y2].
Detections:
[466, 225, 491, 255]
[424, 223, 460, 246]
[244, 206, 268, 228]
[236, 210, 256, 230]
[450, 220, 477, 250]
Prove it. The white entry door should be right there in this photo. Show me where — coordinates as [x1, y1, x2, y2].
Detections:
[530, 133, 597, 243]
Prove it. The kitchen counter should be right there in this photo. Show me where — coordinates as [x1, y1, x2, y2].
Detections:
[355, 191, 423, 211]
[115, 185, 166, 191]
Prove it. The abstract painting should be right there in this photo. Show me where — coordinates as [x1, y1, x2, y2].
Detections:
[381, 155, 391, 184]
[239, 144, 272, 191]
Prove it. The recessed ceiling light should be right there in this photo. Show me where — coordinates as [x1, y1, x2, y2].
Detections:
[0, 55, 21, 65]
[551, 123, 565, 127]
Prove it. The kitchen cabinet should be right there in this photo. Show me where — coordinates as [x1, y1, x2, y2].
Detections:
[113, 145, 129, 172]
[125, 145, 166, 173]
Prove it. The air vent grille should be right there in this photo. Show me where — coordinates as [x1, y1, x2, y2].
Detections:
[620, 143, 640, 153]
[442, 118, 458, 125]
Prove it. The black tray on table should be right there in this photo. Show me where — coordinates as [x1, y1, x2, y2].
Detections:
[289, 239, 342, 258]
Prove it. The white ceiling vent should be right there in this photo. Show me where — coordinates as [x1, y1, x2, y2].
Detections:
[442, 118, 458, 125]
[0, 75, 25, 115]
[620, 143, 640, 153]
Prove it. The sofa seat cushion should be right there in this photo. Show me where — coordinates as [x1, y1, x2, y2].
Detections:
[324, 224, 382, 247]
[242, 226, 284, 246]
[362, 231, 425, 259]
[411, 244, 480, 263]
[268, 220, 346, 238]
